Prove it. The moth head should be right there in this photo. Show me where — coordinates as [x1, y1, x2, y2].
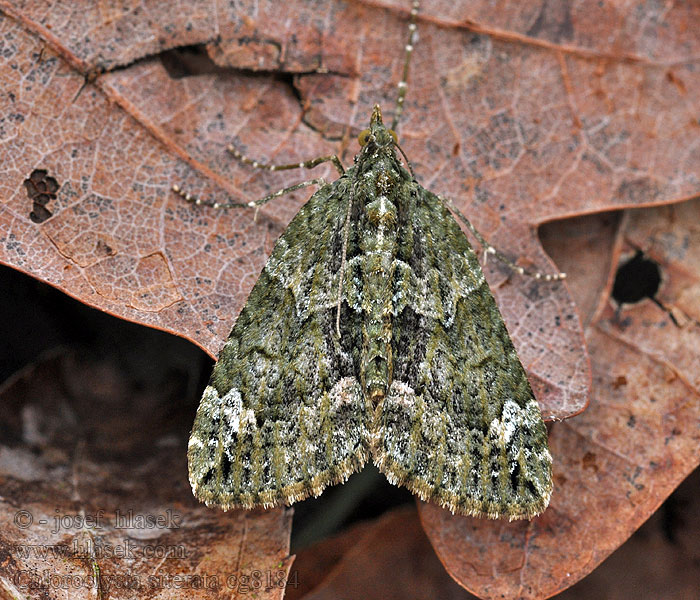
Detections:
[358, 105, 398, 150]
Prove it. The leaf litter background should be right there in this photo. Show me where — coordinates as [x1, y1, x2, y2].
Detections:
[0, 0, 698, 598]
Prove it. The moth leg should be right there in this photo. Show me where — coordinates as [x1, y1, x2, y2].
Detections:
[173, 178, 328, 212]
[172, 141, 344, 209]
[439, 195, 567, 282]
[227, 146, 345, 176]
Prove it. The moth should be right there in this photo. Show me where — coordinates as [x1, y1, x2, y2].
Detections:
[181, 0, 558, 520]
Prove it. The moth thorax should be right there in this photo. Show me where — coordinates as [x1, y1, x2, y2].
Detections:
[375, 170, 396, 195]
[369, 387, 385, 404]
[366, 196, 397, 228]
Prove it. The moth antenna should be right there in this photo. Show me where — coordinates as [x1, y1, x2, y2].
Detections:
[391, 0, 420, 133]
[442, 195, 567, 281]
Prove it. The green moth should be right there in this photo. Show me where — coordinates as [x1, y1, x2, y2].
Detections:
[182, 1, 555, 520]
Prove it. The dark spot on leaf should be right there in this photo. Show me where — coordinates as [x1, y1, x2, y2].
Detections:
[582, 451, 598, 472]
[612, 375, 627, 389]
[526, 0, 574, 42]
[96, 239, 115, 256]
[615, 177, 661, 204]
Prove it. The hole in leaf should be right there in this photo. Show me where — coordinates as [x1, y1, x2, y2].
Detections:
[612, 251, 661, 304]
[24, 168, 59, 223]
[161, 45, 224, 78]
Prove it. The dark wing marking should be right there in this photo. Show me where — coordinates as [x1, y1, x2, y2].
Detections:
[188, 175, 371, 509]
[373, 185, 552, 519]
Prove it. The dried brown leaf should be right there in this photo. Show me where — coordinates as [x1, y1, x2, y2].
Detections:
[288, 506, 473, 600]
[558, 468, 700, 599]
[0, 350, 292, 600]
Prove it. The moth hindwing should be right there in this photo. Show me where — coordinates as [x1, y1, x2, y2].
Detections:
[184, 1, 554, 520]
